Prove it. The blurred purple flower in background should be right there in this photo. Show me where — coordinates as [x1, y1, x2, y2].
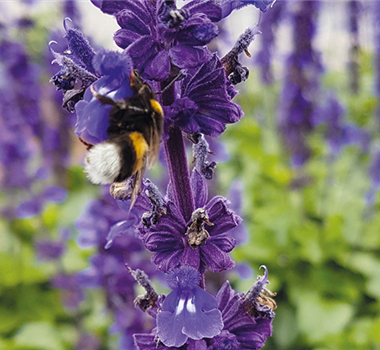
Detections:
[277, 0, 321, 167]
[75, 188, 158, 346]
[256, 0, 283, 84]
[0, 39, 40, 200]
[36, 240, 66, 261]
[0, 29, 71, 218]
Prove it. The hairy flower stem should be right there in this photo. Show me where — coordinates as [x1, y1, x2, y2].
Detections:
[162, 84, 195, 222]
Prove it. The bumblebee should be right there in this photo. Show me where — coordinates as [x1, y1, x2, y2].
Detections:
[83, 70, 163, 205]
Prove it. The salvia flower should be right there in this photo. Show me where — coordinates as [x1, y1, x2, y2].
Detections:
[105, 0, 221, 80]
[140, 170, 240, 273]
[49, 20, 99, 112]
[133, 266, 276, 349]
[164, 55, 243, 137]
[156, 266, 223, 347]
[74, 49, 134, 143]
[0, 37, 44, 217]
[213, 266, 275, 349]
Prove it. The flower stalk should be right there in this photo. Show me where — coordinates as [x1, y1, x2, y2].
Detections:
[162, 83, 195, 222]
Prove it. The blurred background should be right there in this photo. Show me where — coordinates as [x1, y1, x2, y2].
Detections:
[1, 0, 380, 349]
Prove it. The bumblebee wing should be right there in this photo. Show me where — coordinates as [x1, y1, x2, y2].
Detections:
[147, 117, 160, 170]
[147, 99, 163, 170]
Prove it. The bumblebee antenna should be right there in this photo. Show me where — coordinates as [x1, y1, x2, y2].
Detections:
[156, 71, 184, 95]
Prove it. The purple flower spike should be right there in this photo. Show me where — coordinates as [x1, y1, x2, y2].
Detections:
[156, 266, 223, 347]
[36, 240, 66, 261]
[51, 0, 277, 346]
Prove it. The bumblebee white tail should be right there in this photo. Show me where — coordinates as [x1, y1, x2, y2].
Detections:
[85, 142, 122, 184]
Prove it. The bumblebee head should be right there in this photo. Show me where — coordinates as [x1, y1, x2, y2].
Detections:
[84, 142, 122, 184]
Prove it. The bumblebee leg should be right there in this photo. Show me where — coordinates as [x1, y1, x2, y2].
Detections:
[129, 70, 145, 92]
[78, 137, 93, 150]
[155, 71, 184, 95]
[90, 85, 119, 106]
[91, 85, 149, 113]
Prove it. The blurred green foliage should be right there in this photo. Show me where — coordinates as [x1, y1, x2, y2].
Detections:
[0, 165, 105, 350]
[220, 63, 380, 349]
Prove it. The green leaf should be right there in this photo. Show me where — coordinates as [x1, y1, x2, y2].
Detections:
[350, 317, 373, 345]
[14, 322, 64, 350]
[292, 222, 323, 264]
[366, 271, 380, 299]
[273, 305, 298, 348]
[296, 290, 353, 343]
[0, 338, 15, 350]
[0, 306, 19, 334]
